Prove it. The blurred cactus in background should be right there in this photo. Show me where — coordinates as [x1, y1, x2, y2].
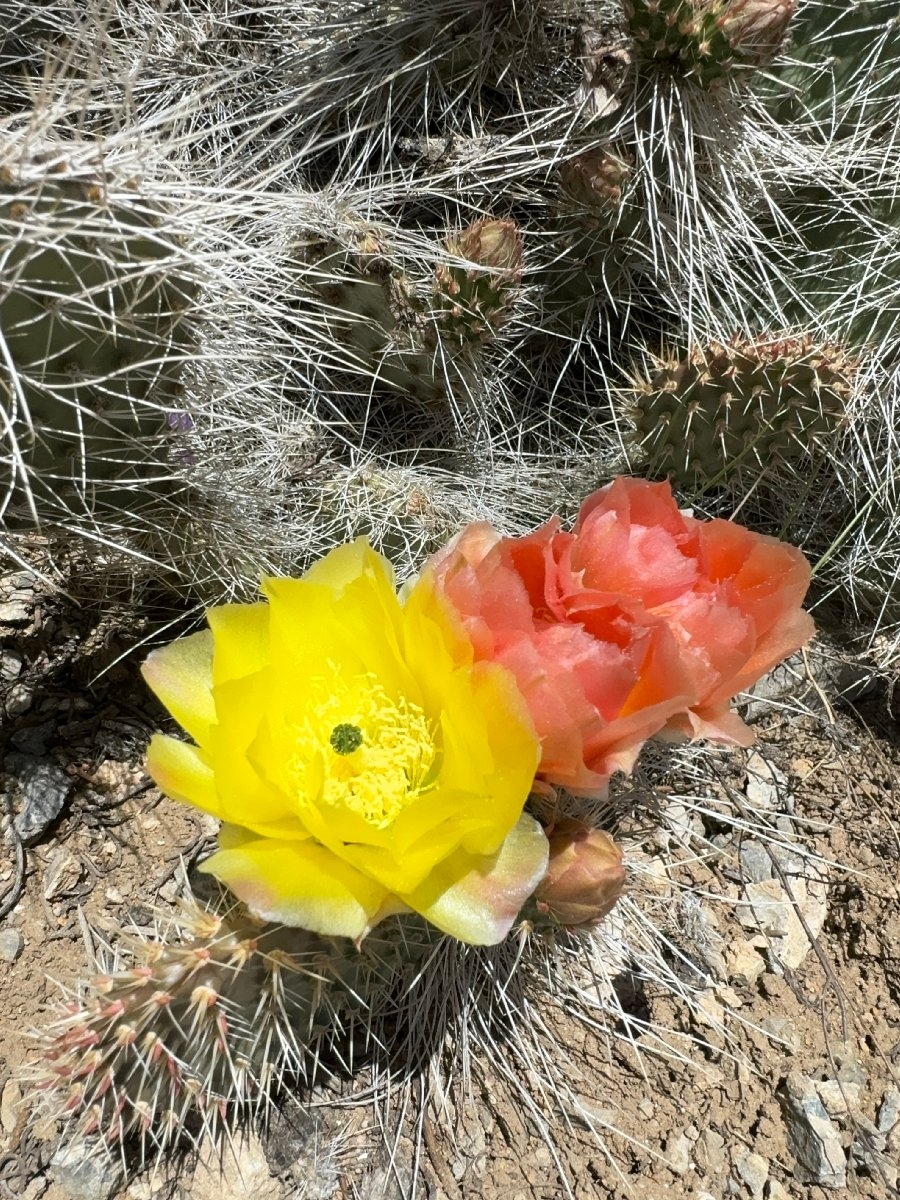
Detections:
[0, 135, 196, 531]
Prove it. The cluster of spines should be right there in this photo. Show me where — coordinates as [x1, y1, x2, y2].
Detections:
[624, 0, 796, 88]
[627, 333, 856, 486]
[30, 895, 425, 1159]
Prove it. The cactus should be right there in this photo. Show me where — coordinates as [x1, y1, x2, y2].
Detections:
[765, 0, 900, 132]
[301, 216, 524, 405]
[31, 886, 433, 1157]
[433, 216, 525, 346]
[625, 333, 856, 486]
[623, 0, 795, 89]
[0, 140, 196, 529]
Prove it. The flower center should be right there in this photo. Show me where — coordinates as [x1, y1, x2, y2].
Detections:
[330, 723, 364, 755]
[295, 673, 438, 830]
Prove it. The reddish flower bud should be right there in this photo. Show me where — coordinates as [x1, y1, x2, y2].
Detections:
[533, 820, 626, 928]
[560, 148, 633, 212]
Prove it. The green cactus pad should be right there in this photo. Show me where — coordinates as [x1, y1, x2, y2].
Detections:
[33, 892, 433, 1154]
[1, 164, 195, 524]
[627, 333, 855, 485]
[304, 233, 448, 403]
[624, 0, 795, 88]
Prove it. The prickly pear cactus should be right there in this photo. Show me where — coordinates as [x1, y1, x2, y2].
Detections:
[32, 890, 432, 1155]
[433, 217, 524, 346]
[765, 0, 900, 131]
[0, 149, 195, 527]
[624, 0, 795, 88]
[626, 333, 855, 485]
[303, 216, 524, 404]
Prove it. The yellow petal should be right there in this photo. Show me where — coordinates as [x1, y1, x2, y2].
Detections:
[146, 734, 219, 815]
[263, 544, 412, 700]
[141, 631, 215, 746]
[207, 602, 270, 686]
[458, 661, 540, 856]
[400, 814, 549, 944]
[199, 834, 398, 939]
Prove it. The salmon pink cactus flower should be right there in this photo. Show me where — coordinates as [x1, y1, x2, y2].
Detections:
[142, 540, 547, 945]
[573, 478, 815, 745]
[425, 477, 814, 793]
[423, 518, 697, 797]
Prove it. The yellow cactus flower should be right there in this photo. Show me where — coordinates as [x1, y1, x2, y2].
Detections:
[142, 540, 547, 944]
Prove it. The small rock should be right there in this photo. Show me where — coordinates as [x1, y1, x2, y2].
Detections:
[831, 659, 877, 702]
[781, 1072, 847, 1189]
[850, 1115, 897, 1189]
[90, 760, 135, 793]
[733, 1148, 769, 1198]
[10, 719, 55, 755]
[745, 751, 787, 810]
[5, 683, 33, 716]
[637, 1097, 655, 1119]
[759, 1017, 800, 1054]
[737, 873, 828, 972]
[1, 1079, 21, 1134]
[766, 1180, 791, 1200]
[691, 989, 724, 1030]
[815, 1079, 863, 1119]
[726, 937, 767, 986]
[877, 1087, 900, 1134]
[695, 1128, 727, 1175]
[190, 1134, 282, 1200]
[0, 929, 24, 963]
[0, 601, 31, 624]
[0, 650, 23, 682]
[50, 1142, 123, 1200]
[833, 1045, 868, 1088]
[3, 570, 37, 590]
[714, 984, 743, 1009]
[8, 752, 73, 843]
[665, 800, 705, 842]
[43, 847, 83, 900]
[740, 840, 773, 884]
[742, 656, 803, 720]
[664, 1133, 693, 1175]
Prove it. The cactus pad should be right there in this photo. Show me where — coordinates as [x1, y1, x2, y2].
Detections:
[31, 891, 431, 1157]
[623, 0, 795, 88]
[433, 217, 524, 345]
[627, 333, 855, 486]
[0, 158, 195, 525]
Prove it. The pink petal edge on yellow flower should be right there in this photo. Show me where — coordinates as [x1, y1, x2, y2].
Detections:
[202, 813, 548, 945]
[200, 827, 402, 940]
[141, 631, 215, 746]
[401, 813, 549, 944]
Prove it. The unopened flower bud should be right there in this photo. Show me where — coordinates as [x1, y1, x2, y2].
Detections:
[449, 217, 524, 276]
[720, 0, 795, 65]
[532, 820, 626, 928]
[560, 148, 632, 212]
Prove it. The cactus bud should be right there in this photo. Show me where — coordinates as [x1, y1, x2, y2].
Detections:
[450, 217, 524, 275]
[719, 0, 795, 65]
[560, 149, 633, 214]
[434, 218, 524, 345]
[532, 820, 626, 928]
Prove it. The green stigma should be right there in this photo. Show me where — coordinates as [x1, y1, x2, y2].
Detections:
[330, 722, 364, 755]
